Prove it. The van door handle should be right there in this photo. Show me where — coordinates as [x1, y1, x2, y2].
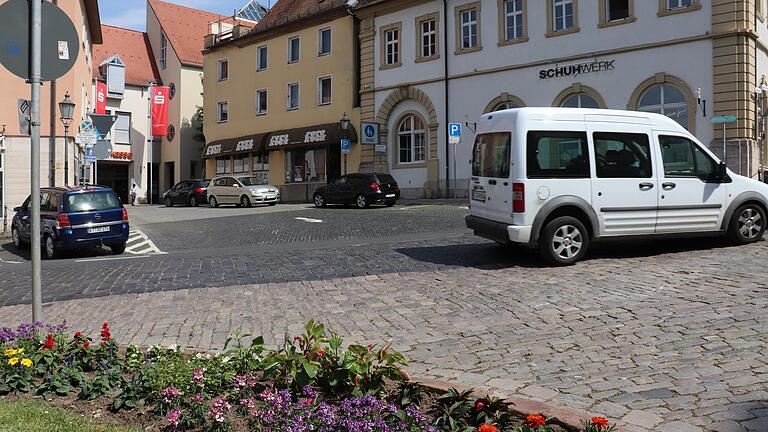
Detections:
[662, 182, 677, 190]
[639, 182, 654, 190]
[488, 179, 497, 185]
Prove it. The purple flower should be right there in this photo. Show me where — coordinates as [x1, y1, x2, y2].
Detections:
[161, 387, 180, 404]
[0, 321, 66, 344]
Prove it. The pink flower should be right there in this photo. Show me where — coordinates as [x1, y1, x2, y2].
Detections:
[161, 387, 180, 404]
[193, 394, 203, 402]
[166, 409, 181, 428]
[307, 397, 314, 405]
[239, 398, 255, 409]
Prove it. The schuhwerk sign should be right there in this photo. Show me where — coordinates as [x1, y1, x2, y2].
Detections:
[539, 59, 615, 79]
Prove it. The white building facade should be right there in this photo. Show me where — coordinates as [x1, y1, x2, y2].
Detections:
[356, 0, 766, 198]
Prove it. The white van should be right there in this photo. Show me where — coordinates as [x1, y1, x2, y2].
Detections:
[466, 108, 768, 265]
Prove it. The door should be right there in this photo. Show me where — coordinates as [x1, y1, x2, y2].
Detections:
[589, 128, 658, 236]
[655, 134, 727, 232]
[470, 132, 513, 222]
[330, 175, 354, 203]
[225, 177, 241, 203]
[17, 197, 32, 241]
[210, 178, 227, 202]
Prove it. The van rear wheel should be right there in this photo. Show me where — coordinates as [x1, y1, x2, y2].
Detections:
[539, 216, 589, 266]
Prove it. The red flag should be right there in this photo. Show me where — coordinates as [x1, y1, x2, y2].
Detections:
[95, 81, 107, 115]
[151, 86, 170, 137]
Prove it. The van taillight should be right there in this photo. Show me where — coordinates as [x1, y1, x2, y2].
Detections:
[512, 183, 525, 213]
[122, 208, 129, 222]
[56, 214, 71, 229]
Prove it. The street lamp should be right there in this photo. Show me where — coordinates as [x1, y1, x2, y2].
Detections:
[340, 112, 350, 131]
[58, 92, 75, 186]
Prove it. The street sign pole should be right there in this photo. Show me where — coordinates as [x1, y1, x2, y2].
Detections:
[30, 0, 43, 321]
[148, 82, 153, 205]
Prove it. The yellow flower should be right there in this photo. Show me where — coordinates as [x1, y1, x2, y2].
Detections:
[3, 348, 16, 357]
[20, 358, 32, 368]
[7, 357, 18, 366]
[16, 348, 24, 354]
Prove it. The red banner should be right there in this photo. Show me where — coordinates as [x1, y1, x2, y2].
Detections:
[151, 86, 170, 137]
[95, 81, 107, 115]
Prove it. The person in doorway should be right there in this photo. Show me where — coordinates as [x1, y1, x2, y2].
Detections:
[130, 183, 140, 206]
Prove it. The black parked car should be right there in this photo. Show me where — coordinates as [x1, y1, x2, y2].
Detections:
[163, 180, 210, 207]
[313, 173, 400, 209]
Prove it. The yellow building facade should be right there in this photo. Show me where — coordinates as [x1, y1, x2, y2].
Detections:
[202, 3, 361, 202]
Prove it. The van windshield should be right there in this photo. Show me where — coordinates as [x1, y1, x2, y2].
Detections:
[472, 133, 511, 178]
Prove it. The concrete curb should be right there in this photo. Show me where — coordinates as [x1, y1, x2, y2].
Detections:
[415, 378, 634, 432]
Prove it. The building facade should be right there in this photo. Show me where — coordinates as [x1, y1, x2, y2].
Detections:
[201, 0, 361, 203]
[0, 0, 102, 218]
[355, 0, 767, 198]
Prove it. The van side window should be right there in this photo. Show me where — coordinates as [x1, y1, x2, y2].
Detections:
[593, 132, 652, 178]
[659, 135, 717, 180]
[527, 131, 589, 178]
[472, 133, 511, 178]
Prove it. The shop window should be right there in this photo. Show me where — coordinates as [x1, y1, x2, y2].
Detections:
[217, 101, 228, 123]
[285, 148, 326, 183]
[233, 154, 249, 173]
[257, 45, 268, 71]
[527, 131, 590, 179]
[216, 157, 231, 174]
[416, 13, 439, 62]
[318, 28, 332, 56]
[217, 59, 228, 81]
[637, 84, 689, 129]
[561, 93, 600, 109]
[252, 153, 270, 181]
[288, 36, 300, 63]
[502, 0, 525, 41]
[318, 76, 332, 106]
[256, 89, 268, 115]
[287, 83, 300, 110]
[455, 3, 481, 53]
[397, 114, 427, 164]
[114, 112, 131, 144]
[381, 23, 401, 68]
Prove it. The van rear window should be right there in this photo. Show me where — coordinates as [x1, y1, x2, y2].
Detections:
[64, 191, 122, 213]
[527, 131, 590, 179]
[472, 133, 511, 178]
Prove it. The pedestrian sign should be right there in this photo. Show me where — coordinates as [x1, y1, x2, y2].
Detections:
[85, 146, 96, 162]
[448, 122, 461, 144]
[341, 138, 351, 155]
[361, 122, 379, 145]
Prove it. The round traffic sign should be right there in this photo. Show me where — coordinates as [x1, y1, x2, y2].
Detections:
[0, 0, 80, 81]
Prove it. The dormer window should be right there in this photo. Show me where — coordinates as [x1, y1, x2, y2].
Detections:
[100, 54, 125, 99]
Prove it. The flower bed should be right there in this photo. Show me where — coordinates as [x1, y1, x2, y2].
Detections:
[0, 320, 618, 432]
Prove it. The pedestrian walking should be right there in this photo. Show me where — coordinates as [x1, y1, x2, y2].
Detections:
[130, 183, 139, 206]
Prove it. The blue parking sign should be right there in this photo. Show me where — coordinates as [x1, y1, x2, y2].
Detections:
[448, 123, 461, 144]
[341, 139, 351, 155]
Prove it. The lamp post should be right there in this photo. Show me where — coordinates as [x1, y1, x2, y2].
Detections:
[58, 92, 75, 186]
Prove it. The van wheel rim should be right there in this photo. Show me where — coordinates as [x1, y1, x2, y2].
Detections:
[739, 208, 763, 239]
[314, 195, 324, 207]
[357, 196, 366, 208]
[12, 229, 19, 247]
[46, 237, 54, 258]
[552, 225, 582, 259]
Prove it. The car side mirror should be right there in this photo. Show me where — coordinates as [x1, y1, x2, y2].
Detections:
[717, 161, 727, 180]
[13, 207, 21, 212]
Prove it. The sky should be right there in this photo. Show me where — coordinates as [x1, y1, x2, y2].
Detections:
[101, 0, 272, 31]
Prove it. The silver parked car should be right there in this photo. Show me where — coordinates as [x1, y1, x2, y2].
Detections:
[207, 175, 280, 208]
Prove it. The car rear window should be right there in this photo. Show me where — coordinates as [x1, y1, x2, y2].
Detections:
[472, 133, 511, 178]
[64, 191, 122, 213]
[376, 174, 397, 184]
[195, 180, 210, 187]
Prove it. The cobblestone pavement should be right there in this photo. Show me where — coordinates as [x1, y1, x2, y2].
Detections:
[0, 204, 766, 432]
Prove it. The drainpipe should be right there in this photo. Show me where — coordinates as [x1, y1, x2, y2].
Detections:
[443, 0, 449, 198]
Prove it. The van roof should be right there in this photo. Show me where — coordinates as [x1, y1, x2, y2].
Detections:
[480, 107, 687, 132]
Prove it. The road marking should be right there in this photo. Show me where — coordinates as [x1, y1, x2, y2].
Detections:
[125, 230, 165, 255]
[75, 255, 151, 263]
[295, 217, 324, 223]
[0, 258, 22, 264]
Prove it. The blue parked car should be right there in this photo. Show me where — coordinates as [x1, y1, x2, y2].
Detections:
[11, 186, 130, 259]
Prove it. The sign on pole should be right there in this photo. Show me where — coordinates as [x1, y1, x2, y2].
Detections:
[448, 122, 462, 144]
[341, 139, 351, 155]
[17, 99, 30, 135]
[710, 115, 737, 124]
[361, 122, 379, 145]
[85, 146, 96, 162]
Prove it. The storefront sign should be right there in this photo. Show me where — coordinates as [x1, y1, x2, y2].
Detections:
[151, 86, 170, 136]
[268, 134, 290, 148]
[539, 59, 615, 79]
[205, 144, 223, 156]
[304, 130, 327, 143]
[235, 139, 254, 152]
[95, 81, 107, 115]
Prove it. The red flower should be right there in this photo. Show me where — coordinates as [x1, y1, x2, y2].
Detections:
[474, 399, 486, 411]
[100, 322, 111, 342]
[43, 334, 56, 350]
[526, 414, 547, 429]
[74, 331, 82, 339]
[477, 425, 498, 432]
[83, 341, 90, 349]
[591, 417, 610, 430]
[315, 348, 325, 358]
[100, 342, 106, 348]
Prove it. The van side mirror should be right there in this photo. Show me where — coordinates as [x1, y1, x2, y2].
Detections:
[717, 161, 727, 179]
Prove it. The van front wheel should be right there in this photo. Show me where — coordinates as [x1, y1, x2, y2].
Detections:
[539, 216, 589, 266]
[728, 203, 766, 244]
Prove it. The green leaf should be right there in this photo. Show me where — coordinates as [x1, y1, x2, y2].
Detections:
[302, 360, 319, 378]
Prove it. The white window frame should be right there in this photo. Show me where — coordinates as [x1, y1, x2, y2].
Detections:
[217, 101, 229, 123]
[460, 8, 478, 49]
[553, 0, 575, 32]
[287, 82, 300, 111]
[396, 115, 427, 164]
[420, 18, 436, 58]
[504, 0, 524, 40]
[256, 89, 268, 116]
[288, 36, 300, 64]
[257, 45, 268, 71]
[217, 58, 229, 82]
[666, 0, 693, 10]
[318, 27, 332, 56]
[384, 27, 400, 65]
[113, 111, 131, 144]
[317, 76, 332, 106]
[160, 31, 167, 70]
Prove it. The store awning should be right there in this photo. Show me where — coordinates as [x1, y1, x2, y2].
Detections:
[264, 122, 358, 151]
[201, 133, 268, 159]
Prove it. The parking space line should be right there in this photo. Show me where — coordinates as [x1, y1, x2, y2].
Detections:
[75, 255, 151, 263]
[125, 230, 165, 255]
[295, 217, 324, 223]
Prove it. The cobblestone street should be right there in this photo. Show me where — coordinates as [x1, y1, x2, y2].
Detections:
[0, 203, 766, 432]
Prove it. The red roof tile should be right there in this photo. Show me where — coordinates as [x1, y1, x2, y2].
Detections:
[92, 25, 160, 86]
[253, 0, 347, 33]
[148, 0, 253, 68]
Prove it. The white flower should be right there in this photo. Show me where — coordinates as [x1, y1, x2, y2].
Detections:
[167, 344, 178, 351]
[221, 356, 231, 364]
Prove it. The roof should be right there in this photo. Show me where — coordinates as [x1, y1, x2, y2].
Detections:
[84, 0, 103, 44]
[92, 25, 160, 86]
[148, 0, 254, 68]
[236, 0, 269, 22]
[251, 0, 348, 33]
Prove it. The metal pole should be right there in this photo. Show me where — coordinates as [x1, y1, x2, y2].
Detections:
[344, 154, 347, 175]
[147, 82, 153, 204]
[63, 125, 69, 185]
[30, 0, 43, 321]
[723, 123, 727, 164]
[452, 143, 457, 199]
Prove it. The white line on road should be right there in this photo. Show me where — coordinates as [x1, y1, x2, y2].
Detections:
[0, 258, 22, 264]
[125, 230, 165, 255]
[74, 255, 151, 263]
[295, 217, 324, 223]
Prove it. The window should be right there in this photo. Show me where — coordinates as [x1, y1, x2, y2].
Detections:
[160, 31, 167, 70]
[493, 101, 519, 112]
[217, 101, 228, 123]
[216, 157, 231, 175]
[257, 45, 268, 71]
[637, 84, 689, 129]
[285, 148, 326, 183]
[114, 112, 131, 144]
[527, 131, 590, 178]
[381, 23, 401, 68]
[593, 132, 652, 178]
[287, 83, 300, 110]
[288, 36, 300, 63]
[167, 125, 175, 142]
[256, 89, 268, 115]
[318, 76, 332, 106]
[234, 154, 248, 173]
[666, 0, 694, 10]
[549, 0, 577, 34]
[416, 13, 439, 61]
[472, 133, 511, 178]
[561, 93, 600, 108]
[503, 0, 525, 41]
[397, 115, 427, 164]
[456, 3, 481, 53]
[217, 59, 228, 81]
[252, 153, 270, 181]
[659, 136, 717, 180]
[606, 0, 630, 21]
[318, 28, 331, 55]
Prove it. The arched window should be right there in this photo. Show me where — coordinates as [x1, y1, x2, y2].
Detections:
[397, 114, 427, 163]
[637, 83, 689, 129]
[561, 93, 600, 109]
[484, 94, 526, 114]
[492, 101, 519, 112]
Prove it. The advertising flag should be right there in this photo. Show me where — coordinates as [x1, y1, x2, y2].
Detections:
[151, 86, 170, 137]
[95, 81, 107, 115]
